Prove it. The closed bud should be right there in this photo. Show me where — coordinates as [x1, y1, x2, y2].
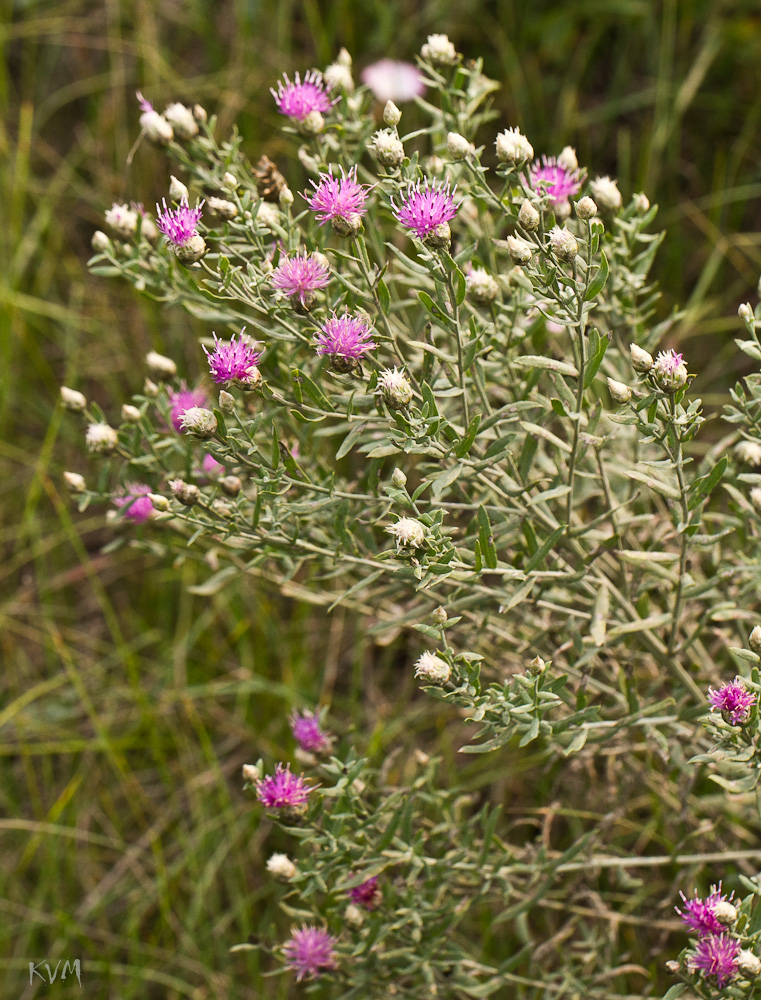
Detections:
[279, 186, 295, 210]
[64, 471, 86, 493]
[242, 762, 261, 784]
[575, 196, 598, 220]
[179, 406, 217, 438]
[91, 230, 111, 253]
[212, 498, 234, 517]
[557, 146, 578, 172]
[447, 131, 472, 160]
[425, 222, 451, 249]
[589, 175, 622, 213]
[549, 225, 578, 261]
[431, 606, 448, 625]
[391, 468, 407, 489]
[207, 196, 237, 220]
[383, 100, 402, 126]
[466, 267, 500, 304]
[630, 343, 654, 373]
[736, 440, 761, 466]
[145, 351, 177, 378]
[332, 212, 363, 238]
[193, 104, 207, 124]
[219, 390, 235, 413]
[121, 404, 141, 423]
[507, 235, 533, 264]
[164, 102, 198, 139]
[371, 129, 405, 168]
[607, 377, 632, 405]
[714, 901, 738, 926]
[143, 378, 159, 397]
[528, 655, 547, 676]
[266, 853, 297, 881]
[749, 625, 761, 652]
[220, 475, 242, 497]
[344, 903, 364, 927]
[147, 493, 170, 511]
[738, 950, 761, 979]
[170, 479, 200, 506]
[495, 127, 534, 166]
[518, 199, 540, 231]
[222, 171, 237, 191]
[633, 192, 650, 213]
[60, 386, 87, 411]
[169, 175, 189, 203]
[739, 302, 754, 324]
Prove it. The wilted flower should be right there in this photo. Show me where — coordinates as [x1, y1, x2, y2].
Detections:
[272, 70, 335, 121]
[391, 178, 459, 240]
[414, 651, 451, 684]
[387, 516, 426, 549]
[256, 763, 313, 810]
[113, 483, 154, 524]
[316, 312, 376, 372]
[361, 60, 425, 103]
[282, 925, 338, 981]
[168, 384, 207, 432]
[85, 422, 118, 454]
[271, 251, 331, 309]
[289, 710, 332, 754]
[204, 331, 261, 386]
[589, 175, 622, 212]
[304, 166, 370, 236]
[708, 677, 756, 725]
[348, 876, 382, 910]
[530, 156, 581, 206]
[688, 934, 740, 987]
[495, 127, 533, 166]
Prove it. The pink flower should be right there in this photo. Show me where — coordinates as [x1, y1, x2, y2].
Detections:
[676, 886, 734, 936]
[316, 313, 376, 362]
[708, 678, 756, 725]
[271, 70, 335, 121]
[168, 383, 207, 432]
[156, 196, 203, 247]
[201, 453, 224, 477]
[530, 156, 582, 206]
[113, 483, 153, 524]
[282, 925, 338, 981]
[271, 252, 330, 306]
[360, 60, 426, 103]
[348, 875, 381, 910]
[204, 330, 261, 385]
[689, 934, 740, 986]
[256, 764, 313, 810]
[392, 178, 459, 239]
[290, 710, 332, 754]
[136, 90, 153, 113]
[304, 167, 370, 227]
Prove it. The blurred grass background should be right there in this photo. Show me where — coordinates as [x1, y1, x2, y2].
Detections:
[3, 0, 761, 996]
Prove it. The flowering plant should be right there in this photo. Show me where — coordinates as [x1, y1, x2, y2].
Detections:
[62, 34, 761, 999]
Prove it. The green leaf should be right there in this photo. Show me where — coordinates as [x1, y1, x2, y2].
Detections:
[584, 250, 609, 300]
[688, 455, 727, 510]
[583, 330, 609, 389]
[336, 422, 367, 460]
[513, 355, 579, 377]
[430, 463, 463, 497]
[454, 414, 481, 457]
[377, 278, 390, 314]
[476, 505, 498, 569]
[525, 525, 565, 572]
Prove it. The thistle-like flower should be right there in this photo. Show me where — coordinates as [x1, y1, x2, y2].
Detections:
[495, 127, 534, 166]
[387, 516, 426, 549]
[466, 267, 500, 304]
[105, 202, 139, 239]
[708, 677, 756, 725]
[267, 853, 297, 880]
[377, 367, 413, 409]
[179, 407, 217, 439]
[348, 876, 382, 911]
[530, 156, 582, 207]
[168, 384, 207, 432]
[688, 933, 740, 987]
[85, 422, 118, 454]
[271, 252, 331, 310]
[549, 225, 578, 262]
[289, 710, 332, 755]
[113, 483, 154, 524]
[652, 349, 688, 392]
[414, 651, 451, 684]
[391, 178, 459, 241]
[271, 70, 335, 121]
[156, 196, 205, 263]
[256, 764, 313, 811]
[316, 313, 376, 373]
[282, 925, 338, 981]
[677, 886, 737, 936]
[304, 167, 370, 236]
[360, 60, 425, 103]
[136, 91, 173, 142]
[589, 175, 622, 212]
[204, 331, 262, 386]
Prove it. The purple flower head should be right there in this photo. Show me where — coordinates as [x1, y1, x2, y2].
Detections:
[201, 453, 224, 476]
[708, 677, 756, 725]
[271, 70, 335, 121]
[271, 252, 331, 306]
[676, 885, 735, 936]
[348, 875, 382, 911]
[392, 178, 459, 239]
[204, 330, 261, 385]
[256, 763, 313, 810]
[530, 156, 582, 207]
[304, 167, 370, 226]
[282, 925, 338, 981]
[316, 312, 376, 363]
[655, 349, 683, 374]
[156, 196, 203, 247]
[689, 934, 740, 986]
[168, 383, 207, 432]
[290, 709, 332, 754]
[136, 90, 153, 113]
[113, 483, 153, 524]
[360, 60, 426, 103]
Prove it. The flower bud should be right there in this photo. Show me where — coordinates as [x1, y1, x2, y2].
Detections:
[549, 225, 578, 261]
[421, 33, 457, 65]
[447, 131, 472, 160]
[332, 212, 363, 238]
[207, 196, 238, 220]
[589, 175, 622, 213]
[739, 302, 754, 324]
[241, 762, 261, 784]
[607, 377, 632, 405]
[173, 234, 207, 265]
[391, 468, 407, 489]
[383, 100, 402, 127]
[163, 102, 198, 139]
[750, 625, 761, 652]
[143, 378, 160, 397]
[266, 853, 297, 881]
[105, 203, 138, 238]
[145, 351, 177, 378]
[557, 146, 578, 172]
[220, 475, 242, 497]
[518, 199, 540, 231]
[466, 267, 500, 304]
[736, 440, 761, 466]
[147, 493, 170, 511]
[193, 104, 207, 124]
[371, 129, 405, 168]
[222, 171, 237, 191]
[170, 479, 201, 506]
[60, 386, 87, 411]
[633, 192, 650, 213]
[219, 390, 235, 414]
[495, 127, 534, 166]
[575, 196, 598, 220]
[121, 404, 142, 423]
[91, 230, 112, 253]
[507, 235, 533, 264]
[324, 60, 354, 92]
[344, 903, 364, 927]
[140, 109, 173, 143]
[714, 901, 738, 926]
[414, 651, 451, 684]
[377, 367, 413, 409]
[179, 406, 218, 438]
[738, 950, 761, 979]
[630, 343, 654, 372]
[431, 606, 447, 625]
[653, 350, 688, 393]
[169, 175, 189, 203]
[387, 516, 426, 549]
[527, 655, 547, 676]
[212, 498, 233, 517]
[279, 186, 295, 210]
[85, 422, 118, 454]
[64, 471, 86, 493]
